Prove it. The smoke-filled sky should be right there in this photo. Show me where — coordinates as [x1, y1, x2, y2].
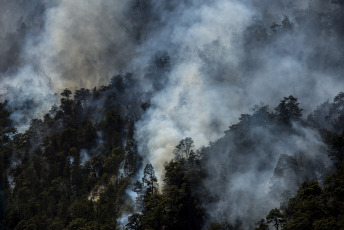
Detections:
[1, 0, 344, 228]
[134, 0, 344, 182]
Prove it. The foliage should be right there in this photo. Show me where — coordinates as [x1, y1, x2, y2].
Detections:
[1, 84, 142, 229]
[255, 218, 269, 230]
[3, 83, 344, 230]
[266, 208, 284, 230]
[127, 155, 205, 230]
[264, 164, 344, 230]
[274, 95, 303, 126]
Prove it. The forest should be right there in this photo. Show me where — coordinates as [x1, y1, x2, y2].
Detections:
[1, 0, 344, 229]
[1, 82, 344, 229]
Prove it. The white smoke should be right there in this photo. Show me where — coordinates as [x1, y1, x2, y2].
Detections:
[135, 0, 253, 183]
[0, 66, 57, 131]
[204, 120, 330, 228]
[0, 0, 139, 129]
[133, 0, 340, 227]
[135, 0, 344, 182]
[0, 0, 343, 227]
[25, 0, 136, 89]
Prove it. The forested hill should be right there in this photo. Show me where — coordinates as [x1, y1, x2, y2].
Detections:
[1, 78, 344, 229]
[0, 76, 146, 229]
[2, 0, 344, 230]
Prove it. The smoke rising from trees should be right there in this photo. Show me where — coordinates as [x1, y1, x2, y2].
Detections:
[1, 0, 344, 228]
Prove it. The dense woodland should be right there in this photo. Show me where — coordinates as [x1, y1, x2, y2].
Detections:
[1, 0, 344, 230]
[0, 75, 344, 229]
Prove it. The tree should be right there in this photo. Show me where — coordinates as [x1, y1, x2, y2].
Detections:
[74, 88, 91, 107]
[61, 89, 72, 99]
[322, 162, 344, 228]
[0, 101, 15, 228]
[325, 130, 344, 164]
[329, 92, 344, 132]
[60, 89, 73, 116]
[132, 180, 144, 210]
[173, 137, 194, 159]
[255, 218, 269, 230]
[266, 208, 284, 230]
[250, 104, 273, 126]
[162, 160, 205, 229]
[110, 74, 125, 93]
[275, 95, 303, 125]
[124, 121, 138, 176]
[126, 213, 143, 230]
[282, 181, 324, 230]
[142, 163, 158, 196]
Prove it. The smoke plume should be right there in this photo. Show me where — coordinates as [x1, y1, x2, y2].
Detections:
[1, 0, 344, 228]
[134, 0, 343, 227]
[136, 0, 344, 182]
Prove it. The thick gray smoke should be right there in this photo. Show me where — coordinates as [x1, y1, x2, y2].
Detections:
[1, 0, 140, 87]
[136, 0, 344, 181]
[134, 0, 343, 228]
[0, 0, 142, 128]
[1, 0, 343, 228]
[29, 0, 139, 88]
[203, 117, 331, 228]
[135, 0, 254, 182]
